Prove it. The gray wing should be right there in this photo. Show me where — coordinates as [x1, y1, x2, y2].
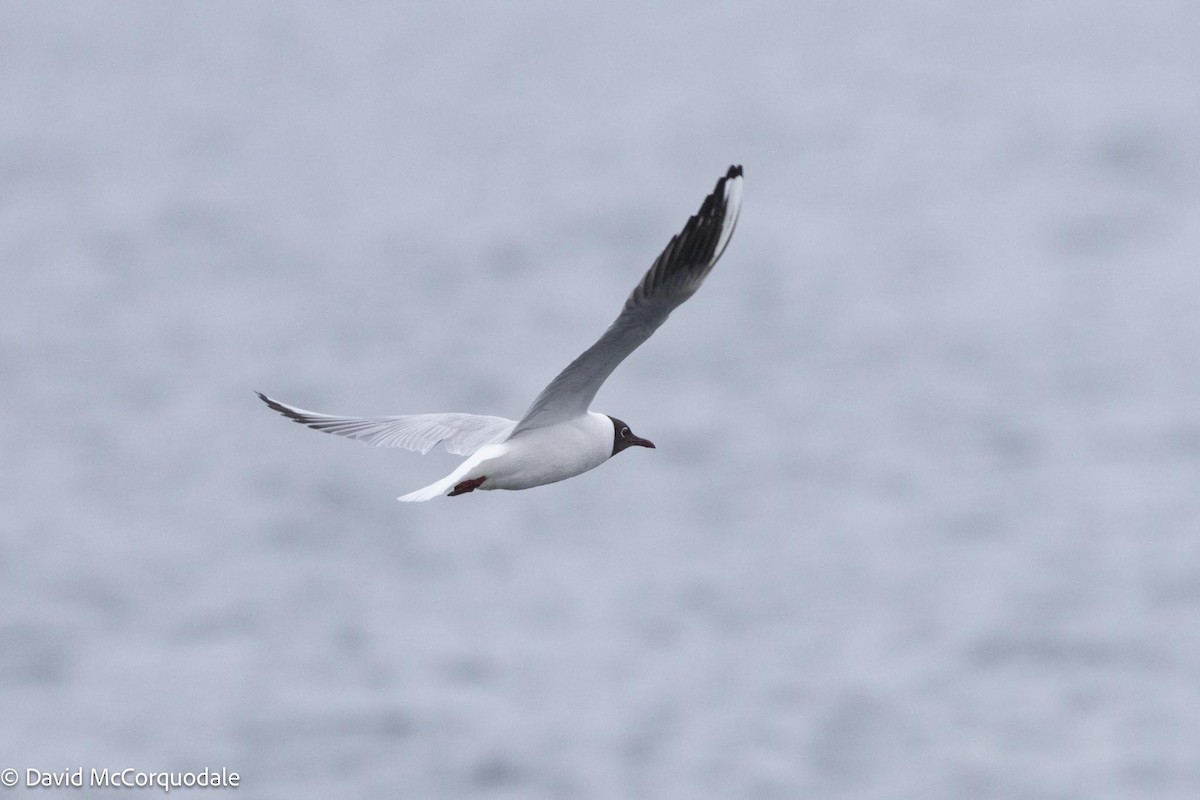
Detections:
[510, 165, 743, 435]
[257, 392, 515, 455]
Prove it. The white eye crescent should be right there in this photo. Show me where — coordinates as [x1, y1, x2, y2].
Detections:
[621, 427, 630, 437]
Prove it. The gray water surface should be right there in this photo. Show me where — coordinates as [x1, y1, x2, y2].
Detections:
[4, 3, 1200, 798]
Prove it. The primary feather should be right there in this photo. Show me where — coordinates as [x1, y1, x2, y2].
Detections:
[255, 392, 514, 456]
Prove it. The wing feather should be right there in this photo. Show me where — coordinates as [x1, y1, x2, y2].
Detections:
[256, 392, 514, 456]
[511, 165, 743, 434]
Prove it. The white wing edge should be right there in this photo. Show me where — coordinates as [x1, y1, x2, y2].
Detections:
[256, 392, 515, 456]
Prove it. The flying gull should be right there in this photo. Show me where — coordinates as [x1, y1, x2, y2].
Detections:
[259, 165, 743, 501]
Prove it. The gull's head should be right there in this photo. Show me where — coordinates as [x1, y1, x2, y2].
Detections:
[606, 416, 655, 456]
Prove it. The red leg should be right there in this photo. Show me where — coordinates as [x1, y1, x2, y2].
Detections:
[449, 476, 487, 496]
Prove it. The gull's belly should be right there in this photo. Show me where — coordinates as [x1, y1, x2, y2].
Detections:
[482, 414, 612, 490]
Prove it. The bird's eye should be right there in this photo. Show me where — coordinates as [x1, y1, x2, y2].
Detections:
[621, 427, 630, 437]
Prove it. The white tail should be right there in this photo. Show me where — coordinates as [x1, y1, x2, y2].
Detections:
[397, 476, 454, 502]
[398, 444, 501, 502]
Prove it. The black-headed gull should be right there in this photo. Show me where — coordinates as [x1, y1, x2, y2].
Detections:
[259, 165, 743, 501]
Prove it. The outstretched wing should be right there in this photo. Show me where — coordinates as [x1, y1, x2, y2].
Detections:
[257, 392, 515, 456]
[511, 164, 743, 435]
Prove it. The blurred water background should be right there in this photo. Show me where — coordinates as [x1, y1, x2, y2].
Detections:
[4, 2, 1200, 798]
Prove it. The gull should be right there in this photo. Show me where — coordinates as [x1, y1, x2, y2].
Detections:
[258, 165, 743, 501]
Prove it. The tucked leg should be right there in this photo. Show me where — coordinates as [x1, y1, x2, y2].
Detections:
[449, 476, 487, 496]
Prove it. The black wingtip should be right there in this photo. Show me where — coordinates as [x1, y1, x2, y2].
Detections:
[711, 165, 743, 202]
[256, 390, 302, 423]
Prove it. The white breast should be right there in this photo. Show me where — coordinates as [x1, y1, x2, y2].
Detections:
[480, 412, 614, 490]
